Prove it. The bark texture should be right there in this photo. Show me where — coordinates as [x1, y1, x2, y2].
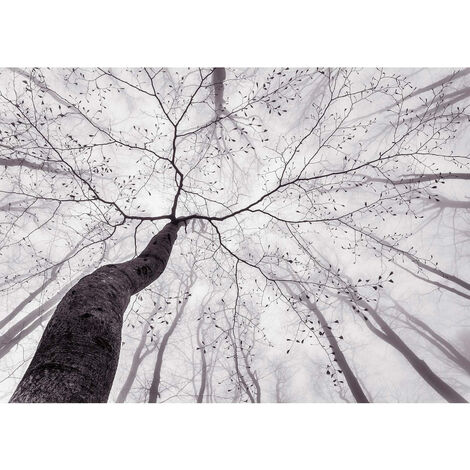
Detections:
[0, 258, 63, 331]
[0, 279, 78, 358]
[10, 222, 180, 403]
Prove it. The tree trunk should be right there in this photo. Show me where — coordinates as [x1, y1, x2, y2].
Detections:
[10, 222, 180, 403]
[212, 67, 226, 116]
[391, 300, 470, 376]
[284, 280, 369, 403]
[240, 332, 261, 403]
[196, 319, 207, 403]
[1, 236, 86, 331]
[115, 324, 157, 403]
[305, 299, 369, 403]
[0, 279, 77, 358]
[0, 307, 55, 360]
[351, 295, 468, 403]
[230, 333, 255, 403]
[221, 307, 255, 403]
[148, 275, 193, 403]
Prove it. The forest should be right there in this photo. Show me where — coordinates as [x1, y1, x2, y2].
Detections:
[0, 67, 469, 403]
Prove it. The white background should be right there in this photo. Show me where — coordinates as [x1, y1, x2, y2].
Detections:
[1, 1, 469, 468]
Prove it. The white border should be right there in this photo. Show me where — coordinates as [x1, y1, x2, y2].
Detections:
[1, 1, 469, 468]
[1, 0, 469, 66]
[1, 404, 469, 469]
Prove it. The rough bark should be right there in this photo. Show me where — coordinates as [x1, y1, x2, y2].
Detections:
[0, 279, 77, 357]
[0, 307, 55, 360]
[10, 222, 180, 403]
[0, 264, 61, 331]
[1, 237, 86, 340]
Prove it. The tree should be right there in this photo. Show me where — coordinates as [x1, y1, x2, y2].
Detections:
[283, 281, 369, 402]
[1, 67, 469, 402]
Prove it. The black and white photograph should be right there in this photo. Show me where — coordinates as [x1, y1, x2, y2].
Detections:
[0, 2, 468, 469]
[3, 66, 470, 404]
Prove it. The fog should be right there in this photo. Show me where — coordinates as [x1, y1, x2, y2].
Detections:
[0, 67, 469, 402]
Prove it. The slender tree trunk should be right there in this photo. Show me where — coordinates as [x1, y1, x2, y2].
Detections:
[0, 307, 55, 360]
[284, 280, 369, 403]
[147, 321, 176, 403]
[0, 279, 77, 357]
[275, 374, 283, 403]
[350, 295, 468, 403]
[212, 67, 226, 116]
[1, 237, 86, 331]
[10, 222, 180, 403]
[397, 264, 470, 301]
[239, 332, 261, 403]
[305, 299, 369, 403]
[356, 374, 374, 402]
[196, 319, 207, 403]
[391, 300, 470, 376]
[0, 276, 56, 331]
[367, 229, 470, 292]
[115, 323, 158, 403]
[1, 262, 61, 331]
[231, 336, 255, 403]
[148, 275, 194, 403]
[206, 341, 222, 403]
[366, 172, 470, 185]
[224, 309, 255, 403]
[0, 156, 67, 173]
[242, 353, 261, 403]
